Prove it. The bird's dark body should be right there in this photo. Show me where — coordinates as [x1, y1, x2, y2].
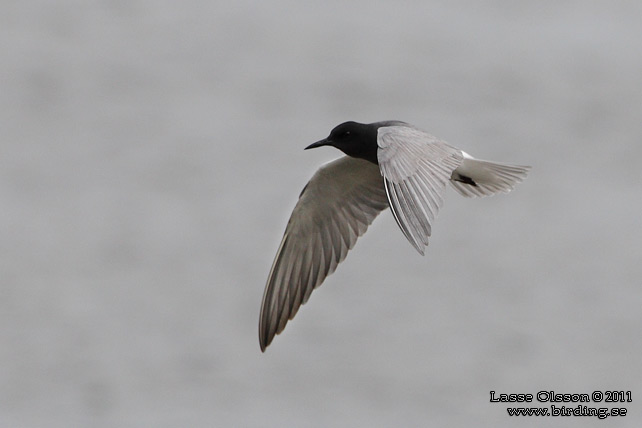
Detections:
[260, 120, 530, 351]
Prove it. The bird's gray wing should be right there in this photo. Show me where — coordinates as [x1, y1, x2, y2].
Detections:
[259, 156, 389, 351]
[377, 125, 464, 255]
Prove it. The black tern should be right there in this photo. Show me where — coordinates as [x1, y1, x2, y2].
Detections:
[259, 120, 530, 351]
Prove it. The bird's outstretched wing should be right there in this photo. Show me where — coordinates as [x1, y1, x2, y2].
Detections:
[377, 125, 464, 255]
[259, 157, 389, 351]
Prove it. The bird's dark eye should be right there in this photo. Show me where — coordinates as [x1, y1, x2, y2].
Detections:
[344, 131, 351, 136]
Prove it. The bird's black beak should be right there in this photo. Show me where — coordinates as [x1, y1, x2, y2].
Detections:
[305, 138, 330, 150]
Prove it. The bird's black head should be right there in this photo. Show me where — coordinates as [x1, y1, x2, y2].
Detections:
[306, 121, 379, 164]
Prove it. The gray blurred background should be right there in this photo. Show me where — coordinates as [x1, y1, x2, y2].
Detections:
[2, 1, 641, 427]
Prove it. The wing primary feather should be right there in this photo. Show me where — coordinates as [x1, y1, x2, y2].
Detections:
[384, 179, 424, 254]
[406, 177, 434, 236]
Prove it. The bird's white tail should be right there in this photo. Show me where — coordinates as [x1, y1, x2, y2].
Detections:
[450, 156, 531, 197]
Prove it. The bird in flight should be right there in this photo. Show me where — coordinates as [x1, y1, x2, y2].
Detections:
[259, 121, 530, 351]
